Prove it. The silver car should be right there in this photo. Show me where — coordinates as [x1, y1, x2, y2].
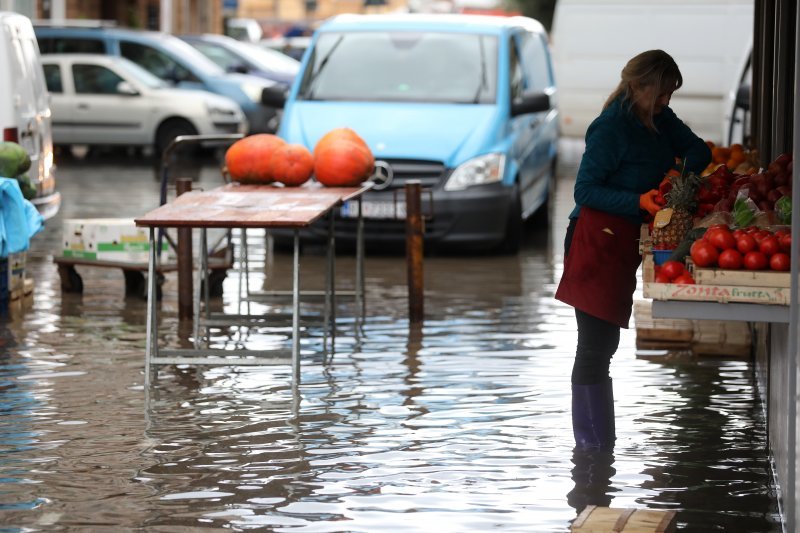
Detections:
[41, 53, 246, 153]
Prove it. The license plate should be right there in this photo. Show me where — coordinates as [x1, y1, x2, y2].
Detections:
[341, 200, 406, 219]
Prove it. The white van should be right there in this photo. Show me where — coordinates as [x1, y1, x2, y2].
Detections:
[551, 0, 753, 145]
[0, 11, 60, 219]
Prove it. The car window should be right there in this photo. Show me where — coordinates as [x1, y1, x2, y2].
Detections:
[72, 64, 125, 94]
[43, 64, 63, 93]
[227, 39, 300, 74]
[119, 41, 200, 83]
[509, 37, 526, 100]
[190, 41, 241, 71]
[518, 32, 552, 92]
[38, 36, 105, 54]
[297, 31, 497, 104]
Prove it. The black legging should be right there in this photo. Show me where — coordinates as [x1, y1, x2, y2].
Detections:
[564, 218, 621, 385]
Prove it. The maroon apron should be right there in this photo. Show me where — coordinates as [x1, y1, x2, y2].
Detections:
[555, 207, 642, 328]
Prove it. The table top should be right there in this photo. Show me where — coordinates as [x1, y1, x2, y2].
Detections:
[135, 183, 370, 228]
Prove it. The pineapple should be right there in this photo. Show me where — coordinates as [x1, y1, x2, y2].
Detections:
[651, 172, 701, 250]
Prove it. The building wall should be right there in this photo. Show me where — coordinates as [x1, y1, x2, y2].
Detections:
[35, 0, 222, 33]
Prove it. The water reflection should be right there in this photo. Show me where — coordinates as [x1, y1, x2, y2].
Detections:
[0, 155, 782, 531]
[567, 449, 617, 514]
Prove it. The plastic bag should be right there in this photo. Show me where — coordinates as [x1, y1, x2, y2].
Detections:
[732, 188, 762, 227]
[775, 195, 792, 225]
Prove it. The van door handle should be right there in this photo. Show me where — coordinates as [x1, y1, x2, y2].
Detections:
[77, 103, 89, 110]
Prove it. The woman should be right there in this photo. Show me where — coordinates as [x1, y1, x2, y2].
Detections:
[555, 50, 711, 450]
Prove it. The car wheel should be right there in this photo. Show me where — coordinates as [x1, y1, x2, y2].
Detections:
[497, 183, 523, 254]
[155, 118, 198, 156]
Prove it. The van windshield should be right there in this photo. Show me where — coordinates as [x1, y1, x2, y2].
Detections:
[298, 31, 498, 103]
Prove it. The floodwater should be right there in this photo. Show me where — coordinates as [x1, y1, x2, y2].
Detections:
[0, 146, 781, 531]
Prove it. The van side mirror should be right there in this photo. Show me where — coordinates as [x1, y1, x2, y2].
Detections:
[261, 85, 287, 108]
[511, 91, 550, 117]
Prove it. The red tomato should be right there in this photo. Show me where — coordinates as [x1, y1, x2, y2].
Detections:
[736, 234, 757, 254]
[718, 249, 743, 270]
[770, 253, 791, 271]
[654, 272, 672, 283]
[703, 227, 723, 243]
[758, 236, 781, 257]
[779, 233, 792, 253]
[706, 224, 730, 233]
[660, 260, 685, 280]
[752, 230, 771, 244]
[732, 229, 747, 239]
[673, 273, 695, 284]
[743, 251, 769, 270]
[690, 240, 719, 268]
[707, 229, 736, 251]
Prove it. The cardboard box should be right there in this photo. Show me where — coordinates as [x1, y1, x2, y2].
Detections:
[61, 218, 170, 263]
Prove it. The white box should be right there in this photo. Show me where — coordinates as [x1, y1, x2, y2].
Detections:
[61, 218, 170, 263]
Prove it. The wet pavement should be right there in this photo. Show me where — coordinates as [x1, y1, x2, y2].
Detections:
[0, 146, 781, 531]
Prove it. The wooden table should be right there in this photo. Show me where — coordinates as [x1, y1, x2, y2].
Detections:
[135, 182, 370, 388]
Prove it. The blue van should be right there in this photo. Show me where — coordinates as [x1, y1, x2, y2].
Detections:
[35, 25, 281, 135]
[263, 14, 559, 252]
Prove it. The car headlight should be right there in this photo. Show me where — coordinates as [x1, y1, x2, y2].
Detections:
[241, 81, 265, 103]
[444, 153, 506, 191]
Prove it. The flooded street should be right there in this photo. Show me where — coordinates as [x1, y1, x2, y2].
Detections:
[0, 148, 781, 532]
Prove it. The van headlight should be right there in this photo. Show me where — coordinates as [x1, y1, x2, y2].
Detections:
[241, 81, 265, 103]
[444, 153, 506, 191]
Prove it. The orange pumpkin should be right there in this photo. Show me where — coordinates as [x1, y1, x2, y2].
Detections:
[271, 143, 314, 187]
[225, 134, 286, 184]
[314, 138, 375, 187]
[314, 127, 369, 157]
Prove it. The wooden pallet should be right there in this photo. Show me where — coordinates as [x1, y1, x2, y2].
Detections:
[572, 505, 677, 532]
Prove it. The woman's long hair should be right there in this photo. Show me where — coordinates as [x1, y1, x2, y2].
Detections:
[604, 49, 683, 131]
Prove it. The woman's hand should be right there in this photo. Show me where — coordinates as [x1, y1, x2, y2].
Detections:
[639, 189, 662, 216]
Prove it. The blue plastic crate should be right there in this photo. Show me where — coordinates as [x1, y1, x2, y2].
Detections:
[652, 249, 673, 266]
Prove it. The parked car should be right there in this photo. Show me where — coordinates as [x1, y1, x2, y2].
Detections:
[263, 14, 559, 252]
[225, 18, 263, 44]
[34, 25, 280, 133]
[260, 36, 311, 61]
[40, 54, 246, 153]
[181, 33, 300, 90]
[0, 12, 60, 219]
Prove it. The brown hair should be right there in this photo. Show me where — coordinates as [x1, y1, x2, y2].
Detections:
[604, 49, 683, 131]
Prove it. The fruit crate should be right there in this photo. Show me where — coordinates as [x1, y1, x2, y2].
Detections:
[643, 254, 790, 306]
[689, 263, 790, 288]
[634, 299, 752, 357]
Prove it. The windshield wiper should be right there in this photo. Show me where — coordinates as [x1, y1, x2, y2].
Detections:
[471, 36, 488, 104]
[303, 35, 344, 99]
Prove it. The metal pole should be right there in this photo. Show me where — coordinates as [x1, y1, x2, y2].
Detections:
[176, 178, 193, 321]
[292, 229, 301, 385]
[786, 1, 800, 528]
[405, 181, 424, 323]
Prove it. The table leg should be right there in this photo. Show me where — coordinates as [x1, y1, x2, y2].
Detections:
[243, 229, 251, 316]
[330, 213, 336, 350]
[356, 195, 365, 322]
[292, 229, 301, 384]
[323, 217, 331, 352]
[145, 227, 158, 388]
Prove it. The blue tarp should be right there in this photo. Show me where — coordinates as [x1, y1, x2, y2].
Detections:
[0, 177, 43, 258]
